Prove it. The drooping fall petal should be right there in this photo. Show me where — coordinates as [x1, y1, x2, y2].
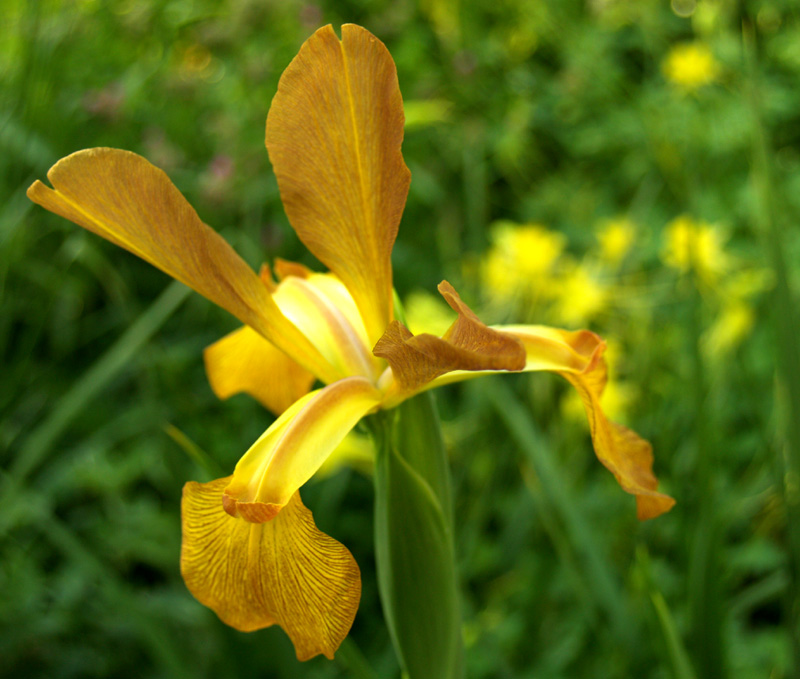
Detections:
[426, 323, 674, 520]
[507, 326, 674, 520]
[204, 325, 315, 416]
[266, 24, 411, 346]
[373, 281, 526, 393]
[223, 376, 383, 521]
[181, 478, 360, 660]
[27, 148, 338, 384]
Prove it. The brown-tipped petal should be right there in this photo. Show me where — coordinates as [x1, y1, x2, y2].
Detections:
[266, 24, 411, 345]
[503, 326, 675, 520]
[27, 148, 338, 384]
[181, 478, 360, 660]
[204, 325, 315, 416]
[373, 282, 525, 392]
[274, 258, 313, 280]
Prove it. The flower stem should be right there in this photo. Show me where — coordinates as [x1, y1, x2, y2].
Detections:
[369, 392, 463, 679]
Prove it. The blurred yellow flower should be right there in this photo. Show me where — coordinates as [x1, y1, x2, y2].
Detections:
[702, 301, 754, 356]
[554, 261, 609, 326]
[483, 221, 565, 302]
[404, 289, 454, 337]
[662, 215, 728, 283]
[597, 217, 635, 265]
[662, 42, 719, 91]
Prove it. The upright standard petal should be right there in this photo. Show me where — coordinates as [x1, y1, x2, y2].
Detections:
[204, 325, 315, 416]
[374, 281, 526, 394]
[223, 376, 383, 521]
[181, 478, 360, 660]
[27, 148, 338, 384]
[266, 24, 411, 345]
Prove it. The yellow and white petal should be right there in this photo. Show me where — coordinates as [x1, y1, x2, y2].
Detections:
[27, 148, 338, 384]
[274, 273, 380, 380]
[223, 376, 382, 520]
[373, 281, 526, 394]
[181, 478, 360, 660]
[266, 24, 411, 346]
[204, 325, 315, 416]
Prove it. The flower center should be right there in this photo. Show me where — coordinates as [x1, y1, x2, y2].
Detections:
[273, 273, 383, 382]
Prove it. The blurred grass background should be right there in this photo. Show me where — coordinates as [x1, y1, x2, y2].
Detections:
[2, 0, 799, 677]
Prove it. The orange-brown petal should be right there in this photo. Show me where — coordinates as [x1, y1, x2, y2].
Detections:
[181, 477, 361, 660]
[204, 325, 315, 416]
[265, 24, 411, 345]
[373, 281, 525, 392]
[274, 258, 313, 280]
[503, 326, 675, 520]
[27, 148, 337, 384]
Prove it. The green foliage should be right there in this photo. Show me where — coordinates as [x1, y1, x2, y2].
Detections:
[2, 0, 798, 677]
[371, 393, 462, 679]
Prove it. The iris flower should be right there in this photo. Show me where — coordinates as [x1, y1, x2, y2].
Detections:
[28, 24, 674, 662]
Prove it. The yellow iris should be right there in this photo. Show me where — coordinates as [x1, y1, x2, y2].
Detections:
[28, 24, 674, 662]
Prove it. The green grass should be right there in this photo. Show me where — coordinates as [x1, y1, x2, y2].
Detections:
[2, 0, 798, 677]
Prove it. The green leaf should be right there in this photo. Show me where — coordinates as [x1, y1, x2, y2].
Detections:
[370, 391, 463, 679]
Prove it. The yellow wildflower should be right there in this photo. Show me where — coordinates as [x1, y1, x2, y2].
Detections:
[483, 221, 565, 303]
[662, 214, 728, 284]
[28, 24, 674, 662]
[662, 42, 719, 91]
[597, 216, 635, 265]
[554, 261, 610, 326]
[404, 289, 454, 337]
[702, 301, 754, 356]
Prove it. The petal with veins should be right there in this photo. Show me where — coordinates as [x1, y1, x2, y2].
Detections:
[412, 322, 675, 520]
[373, 281, 525, 393]
[27, 148, 337, 384]
[505, 326, 674, 520]
[266, 24, 410, 346]
[181, 478, 360, 660]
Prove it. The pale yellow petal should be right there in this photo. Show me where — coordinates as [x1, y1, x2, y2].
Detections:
[27, 148, 338, 384]
[204, 325, 315, 416]
[181, 478, 360, 660]
[266, 24, 411, 345]
[223, 376, 382, 519]
[274, 274, 379, 380]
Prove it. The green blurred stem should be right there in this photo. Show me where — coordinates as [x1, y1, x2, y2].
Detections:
[743, 23, 800, 675]
[685, 269, 726, 679]
[336, 636, 380, 679]
[487, 379, 636, 652]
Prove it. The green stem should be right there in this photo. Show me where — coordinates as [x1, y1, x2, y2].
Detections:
[369, 392, 463, 679]
[685, 271, 726, 679]
[742, 22, 800, 675]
